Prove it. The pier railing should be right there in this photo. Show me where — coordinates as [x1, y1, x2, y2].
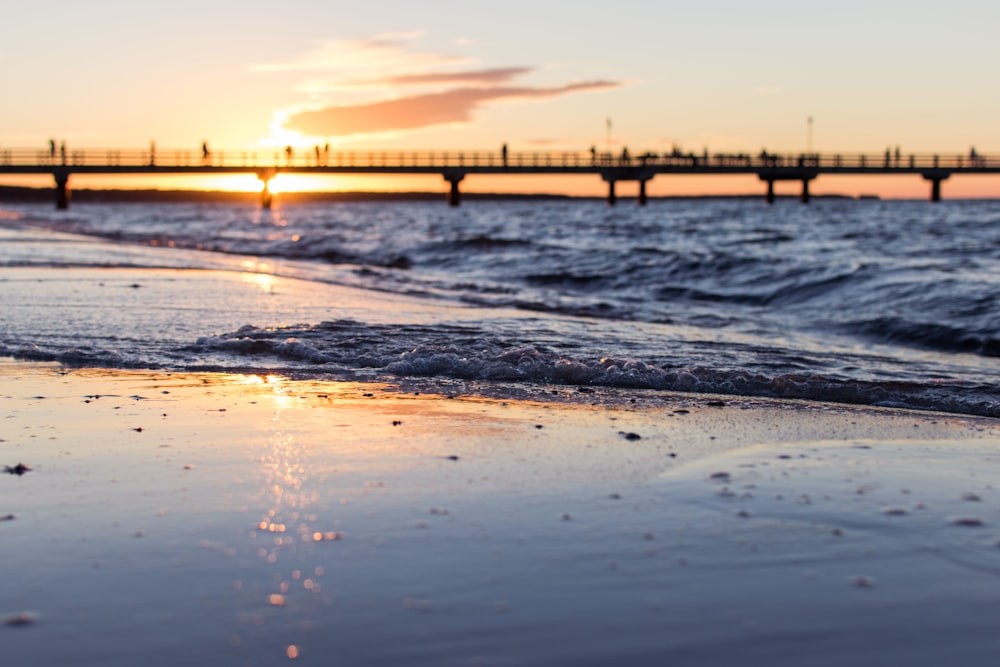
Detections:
[1, 148, 998, 171]
[2, 146, 998, 207]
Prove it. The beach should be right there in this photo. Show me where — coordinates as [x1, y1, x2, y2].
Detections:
[5, 1, 1000, 662]
[4, 350, 1000, 665]
[3, 199, 1000, 664]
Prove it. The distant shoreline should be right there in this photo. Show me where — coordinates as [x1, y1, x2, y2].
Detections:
[0, 184, 865, 204]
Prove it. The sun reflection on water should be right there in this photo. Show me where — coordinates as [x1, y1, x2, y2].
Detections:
[240, 373, 341, 656]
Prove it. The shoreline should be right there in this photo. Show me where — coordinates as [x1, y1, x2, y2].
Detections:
[3, 360, 1000, 665]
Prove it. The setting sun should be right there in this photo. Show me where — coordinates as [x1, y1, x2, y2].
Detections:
[268, 173, 344, 193]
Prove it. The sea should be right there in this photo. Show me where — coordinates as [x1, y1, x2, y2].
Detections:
[2, 195, 1000, 417]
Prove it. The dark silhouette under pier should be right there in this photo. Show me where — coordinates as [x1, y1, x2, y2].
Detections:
[0, 147, 995, 209]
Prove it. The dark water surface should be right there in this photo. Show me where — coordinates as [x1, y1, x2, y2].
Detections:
[2, 198, 1000, 416]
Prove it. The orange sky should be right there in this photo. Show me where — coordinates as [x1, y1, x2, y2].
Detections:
[2, 171, 993, 202]
[3, 1, 1000, 199]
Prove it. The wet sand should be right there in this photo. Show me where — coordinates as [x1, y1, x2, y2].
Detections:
[3, 360, 1000, 665]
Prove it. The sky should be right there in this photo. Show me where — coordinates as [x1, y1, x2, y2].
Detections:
[2, 0, 999, 197]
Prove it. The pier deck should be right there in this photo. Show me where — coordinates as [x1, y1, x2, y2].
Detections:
[1, 148, 996, 208]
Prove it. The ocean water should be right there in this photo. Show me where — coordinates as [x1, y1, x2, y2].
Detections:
[2, 197, 1000, 417]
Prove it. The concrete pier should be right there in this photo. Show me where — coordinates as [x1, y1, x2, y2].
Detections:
[257, 169, 275, 209]
[444, 172, 465, 207]
[923, 170, 950, 203]
[54, 171, 70, 210]
[0, 147, 995, 209]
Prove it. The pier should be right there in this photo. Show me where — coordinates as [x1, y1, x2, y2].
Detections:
[1, 147, 997, 209]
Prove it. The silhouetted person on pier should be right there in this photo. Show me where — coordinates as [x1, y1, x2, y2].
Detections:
[59, 141, 66, 165]
[590, 146, 597, 165]
[621, 147, 630, 165]
[48, 139, 56, 159]
[202, 141, 210, 163]
[285, 145, 293, 165]
[149, 140, 156, 166]
[501, 143, 508, 167]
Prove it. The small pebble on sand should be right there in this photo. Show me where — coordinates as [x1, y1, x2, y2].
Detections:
[951, 517, 985, 527]
[3, 611, 39, 626]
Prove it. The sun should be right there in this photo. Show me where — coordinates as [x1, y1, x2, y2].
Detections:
[266, 173, 338, 194]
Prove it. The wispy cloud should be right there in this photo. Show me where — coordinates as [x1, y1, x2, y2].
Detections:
[349, 67, 532, 88]
[256, 34, 622, 140]
[249, 33, 468, 75]
[285, 82, 618, 137]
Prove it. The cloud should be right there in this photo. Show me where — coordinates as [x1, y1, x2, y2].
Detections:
[255, 33, 623, 140]
[350, 67, 532, 88]
[284, 81, 619, 137]
[250, 34, 468, 74]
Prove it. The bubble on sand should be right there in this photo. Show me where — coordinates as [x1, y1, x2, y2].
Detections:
[852, 575, 875, 588]
[882, 507, 908, 516]
[961, 492, 982, 502]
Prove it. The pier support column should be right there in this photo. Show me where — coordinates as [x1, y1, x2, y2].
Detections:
[637, 179, 649, 206]
[607, 180, 617, 206]
[54, 171, 70, 210]
[257, 170, 276, 209]
[765, 179, 775, 205]
[443, 172, 465, 207]
[922, 171, 950, 203]
[800, 178, 811, 204]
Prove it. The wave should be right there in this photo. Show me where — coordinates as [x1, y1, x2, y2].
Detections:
[178, 320, 1000, 418]
[4, 199, 1000, 417]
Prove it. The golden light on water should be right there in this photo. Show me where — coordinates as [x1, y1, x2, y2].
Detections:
[268, 173, 345, 193]
[240, 271, 276, 294]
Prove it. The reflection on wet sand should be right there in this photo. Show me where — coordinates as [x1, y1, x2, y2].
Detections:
[5, 362, 1000, 665]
